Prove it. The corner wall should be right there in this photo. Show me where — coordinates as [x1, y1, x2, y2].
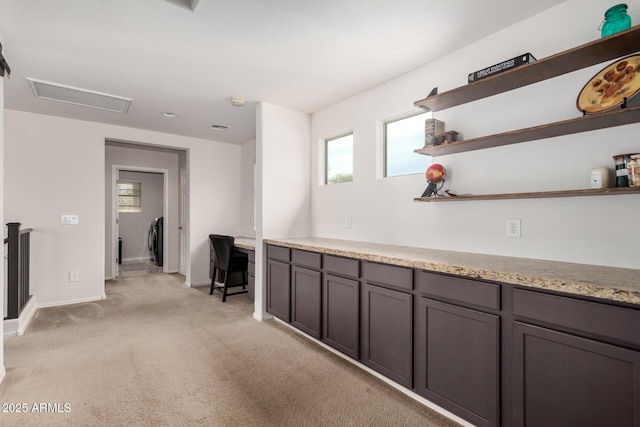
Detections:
[254, 103, 311, 320]
[310, 0, 640, 269]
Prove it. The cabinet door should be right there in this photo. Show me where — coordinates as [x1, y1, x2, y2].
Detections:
[416, 298, 499, 427]
[247, 274, 255, 302]
[362, 283, 413, 388]
[267, 259, 290, 322]
[247, 261, 255, 302]
[291, 266, 322, 339]
[513, 322, 640, 427]
[323, 273, 359, 359]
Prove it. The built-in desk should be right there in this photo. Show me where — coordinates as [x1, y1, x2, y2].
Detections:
[233, 237, 256, 301]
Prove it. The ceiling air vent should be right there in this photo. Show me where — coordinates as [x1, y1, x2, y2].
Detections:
[26, 78, 132, 114]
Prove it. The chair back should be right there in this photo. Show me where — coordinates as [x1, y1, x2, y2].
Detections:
[209, 234, 235, 271]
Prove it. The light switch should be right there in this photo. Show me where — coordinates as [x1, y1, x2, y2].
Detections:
[61, 215, 79, 225]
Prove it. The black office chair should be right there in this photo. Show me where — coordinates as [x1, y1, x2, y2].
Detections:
[208, 234, 248, 302]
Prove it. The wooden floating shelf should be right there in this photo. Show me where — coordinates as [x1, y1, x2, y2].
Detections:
[414, 106, 640, 156]
[414, 187, 640, 202]
[414, 26, 640, 112]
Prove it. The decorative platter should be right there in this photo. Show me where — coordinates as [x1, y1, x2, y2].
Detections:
[577, 54, 640, 114]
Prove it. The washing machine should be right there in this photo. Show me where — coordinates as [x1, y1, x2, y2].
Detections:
[147, 217, 163, 266]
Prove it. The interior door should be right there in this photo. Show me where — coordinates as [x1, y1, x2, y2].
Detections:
[179, 167, 187, 276]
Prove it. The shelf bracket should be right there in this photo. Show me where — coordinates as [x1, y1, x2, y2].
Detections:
[0, 43, 11, 77]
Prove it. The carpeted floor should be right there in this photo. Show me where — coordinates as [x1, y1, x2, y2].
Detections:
[0, 271, 461, 426]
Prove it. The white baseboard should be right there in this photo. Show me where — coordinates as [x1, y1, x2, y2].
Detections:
[3, 297, 37, 339]
[191, 281, 210, 287]
[0, 366, 6, 385]
[36, 294, 105, 309]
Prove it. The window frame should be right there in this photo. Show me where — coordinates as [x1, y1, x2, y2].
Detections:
[325, 132, 354, 185]
[383, 110, 432, 178]
[117, 180, 142, 213]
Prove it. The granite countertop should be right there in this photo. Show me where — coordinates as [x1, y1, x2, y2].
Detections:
[234, 237, 256, 251]
[263, 237, 640, 307]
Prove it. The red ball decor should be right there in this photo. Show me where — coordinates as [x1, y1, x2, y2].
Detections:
[426, 163, 446, 183]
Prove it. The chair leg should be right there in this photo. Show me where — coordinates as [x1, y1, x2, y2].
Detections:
[209, 267, 217, 295]
[221, 279, 228, 303]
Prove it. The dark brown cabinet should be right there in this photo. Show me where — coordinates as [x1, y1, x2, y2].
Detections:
[247, 250, 255, 301]
[322, 273, 360, 359]
[291, 266, 322, 339]
[266, 258, 290, 322]
[416, 298, 500, 427]
[265, 243, 640, 427]
[512, 322, 640, 427]
[361, 283, 413, 388]
[512, 288, 640, 427]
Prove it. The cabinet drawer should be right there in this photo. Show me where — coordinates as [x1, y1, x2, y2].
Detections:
[267, 245, 290, 262]
[292, 249, 322, 270]
[247, 250, 255, 263]
[248, 261, 255, 276]
[513, 288, 640, 349]
[363, 262, 412, 291]
[416, 270, 500, 311]
[324, 255, 359, 279]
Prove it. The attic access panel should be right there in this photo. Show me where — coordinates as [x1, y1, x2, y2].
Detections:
[27, 78, 132, 114]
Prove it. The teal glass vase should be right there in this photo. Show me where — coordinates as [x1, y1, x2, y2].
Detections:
[601, 4, 631, 38]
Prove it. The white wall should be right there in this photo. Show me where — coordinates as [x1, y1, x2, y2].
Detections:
[4, 110, 242, 308]
[117, 170, 164, 262]
[0, 31, 6, 381]
[310, 0, 640, 269]
[254, 102, 311, 320]
[239, 139, 256, 238]
[105, 146, 179, 274]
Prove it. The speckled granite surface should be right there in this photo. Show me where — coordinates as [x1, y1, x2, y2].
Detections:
[234, 237, 256, 251]
[263, 237, 640, 306]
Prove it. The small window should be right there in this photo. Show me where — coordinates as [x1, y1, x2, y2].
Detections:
[118, 181, 142, 213]
[384, 112, 432, 177]
[326, 133, 353, 185]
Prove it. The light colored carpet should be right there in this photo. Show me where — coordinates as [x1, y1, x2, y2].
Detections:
[0, 272, 460, 427]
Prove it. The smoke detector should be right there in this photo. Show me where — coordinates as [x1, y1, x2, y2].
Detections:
[230, 97, 245, 107]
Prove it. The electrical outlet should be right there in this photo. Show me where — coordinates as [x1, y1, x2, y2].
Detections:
[346, 215, 352, 229]
[69, 271, 79, 282]
[506, 219, 521, 238]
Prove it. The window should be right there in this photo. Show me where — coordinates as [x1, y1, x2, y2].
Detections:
[118, 181, 142, 213]
[384, 112, 432, 177]
[326, 133, 353, 184]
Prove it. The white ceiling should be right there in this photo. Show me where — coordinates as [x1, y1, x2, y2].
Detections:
[0, 0, 565, 145]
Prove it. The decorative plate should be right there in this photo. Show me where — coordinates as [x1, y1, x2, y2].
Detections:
[577, 54, 640, 114]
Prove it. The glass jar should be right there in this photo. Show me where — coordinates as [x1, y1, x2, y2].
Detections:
[601, 4, 631, 38]
[613, 154, 631, 187]
[627, 154, 640, 187]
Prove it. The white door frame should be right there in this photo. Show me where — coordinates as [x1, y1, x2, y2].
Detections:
[179, 167, 187, 276]
[111, 165, 169, 279]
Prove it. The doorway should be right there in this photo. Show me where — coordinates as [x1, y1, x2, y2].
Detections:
[105, 141, 189, 283]
[111, 166, 169, 279]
